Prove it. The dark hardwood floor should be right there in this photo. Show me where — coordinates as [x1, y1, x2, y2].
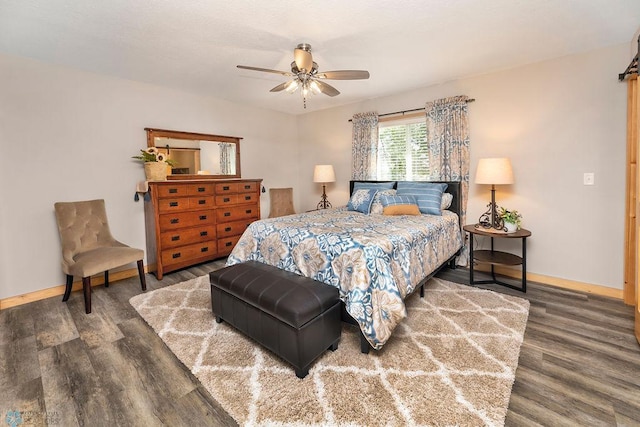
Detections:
[1, 261, 639, 426]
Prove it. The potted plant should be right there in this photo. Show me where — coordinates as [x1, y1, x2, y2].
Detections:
[498, 207, 522, 233]
[132, 147, 176, 181]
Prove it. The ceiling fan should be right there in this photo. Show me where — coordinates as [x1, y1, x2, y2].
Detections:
[237, 43, 370, 108]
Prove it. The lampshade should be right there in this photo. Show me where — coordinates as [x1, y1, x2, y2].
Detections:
[313, 165, 336, 183]
[475, 158, 514, 185]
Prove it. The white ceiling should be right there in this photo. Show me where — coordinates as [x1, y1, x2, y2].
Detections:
[1, 0, 639, 115]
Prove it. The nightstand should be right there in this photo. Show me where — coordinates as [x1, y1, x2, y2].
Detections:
[463, 224, 531, 292]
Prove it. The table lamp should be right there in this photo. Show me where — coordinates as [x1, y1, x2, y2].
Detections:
[313, 165, 335, 209]
[475, 157, 514, 230]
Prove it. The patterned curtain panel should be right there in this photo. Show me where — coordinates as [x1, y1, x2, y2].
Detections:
[351, 112, 379, 179]
[425, 95, 470, 265]
[220, 143, 233, 175]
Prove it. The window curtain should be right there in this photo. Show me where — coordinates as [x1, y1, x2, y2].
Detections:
[220, 143, 234, 175]
[425, 95, 470, 265]
[351, 112, 379, 179]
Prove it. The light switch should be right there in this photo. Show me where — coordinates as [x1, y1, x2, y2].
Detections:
[583, 172, 595, 185]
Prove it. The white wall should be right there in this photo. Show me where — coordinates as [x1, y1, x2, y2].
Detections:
[0, 53, 299, 300]
[298, 43, 629, 290]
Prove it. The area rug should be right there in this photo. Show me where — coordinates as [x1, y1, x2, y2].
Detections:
[130, 276, 529, 426]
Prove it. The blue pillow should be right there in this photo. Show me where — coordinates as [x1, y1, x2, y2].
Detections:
[396, 182, 448, 215]
[347, 189, 378, 214]
[353, 181, 395, 192]
[380, 194, 418, 207]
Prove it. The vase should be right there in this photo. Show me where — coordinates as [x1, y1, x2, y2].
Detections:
[144, 162, 168, 181]
[504, 222, 518, 233]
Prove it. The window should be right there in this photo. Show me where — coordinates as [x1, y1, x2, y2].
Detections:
[376, 118, 429, 180]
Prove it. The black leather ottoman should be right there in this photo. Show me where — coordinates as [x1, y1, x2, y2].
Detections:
[209, 261, 341, 378]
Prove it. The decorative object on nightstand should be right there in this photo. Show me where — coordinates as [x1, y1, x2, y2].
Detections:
[498, 207, 522, 233]
[475, 157, 514, 231]
[313, 164, 335, 209]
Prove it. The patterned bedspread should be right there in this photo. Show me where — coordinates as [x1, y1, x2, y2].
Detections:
[226, 208, 462, 349]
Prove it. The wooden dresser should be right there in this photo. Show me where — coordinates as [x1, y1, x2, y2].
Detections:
[144, 179, 262, 279]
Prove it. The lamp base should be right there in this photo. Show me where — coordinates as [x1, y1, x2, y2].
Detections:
[476, 186, 506, 231]
[316, 184, 332, 210]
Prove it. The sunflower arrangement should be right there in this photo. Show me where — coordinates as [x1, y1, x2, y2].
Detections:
[132, 147, 176, 166]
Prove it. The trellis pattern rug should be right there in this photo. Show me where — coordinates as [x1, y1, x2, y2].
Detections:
[130, 276, 529, 426]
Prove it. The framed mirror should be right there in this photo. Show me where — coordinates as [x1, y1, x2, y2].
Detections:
[145, 128, 241, 180]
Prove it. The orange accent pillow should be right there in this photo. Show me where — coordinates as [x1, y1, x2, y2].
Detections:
[383, 204, 421, 216]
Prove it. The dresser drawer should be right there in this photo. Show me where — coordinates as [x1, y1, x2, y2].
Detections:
[215, 183, 239, 194]
[158, 183, 214, 198]
[237, 192, 258, 204]
[238, 182, 259, 193]
[187, 183, 214, 196]
[159, 211, 216, 230]
[161, 240, 217, 267]
[160, 226, 217, 249]
[218, 235, 242, 255]
[217, 219, 254, 238]
[215, 194, 238, 206]
[216, 205, 259, 222]
[158, 196, 214, 213]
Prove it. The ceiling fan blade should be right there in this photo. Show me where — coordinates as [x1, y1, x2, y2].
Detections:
[294, 48, 313, 72]
[237, 65, 292, 77]
[316, 70, 370, 80]
[269, 81, 290, 92]
[314, 80, 340, 97]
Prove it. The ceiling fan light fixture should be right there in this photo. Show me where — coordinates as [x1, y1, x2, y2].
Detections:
[285, 80, 299, 93]
[301, 82, 310, 98]
[310, 80, 321, 95]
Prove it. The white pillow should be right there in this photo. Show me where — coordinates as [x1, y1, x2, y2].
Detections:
[441, 193, 453, 210]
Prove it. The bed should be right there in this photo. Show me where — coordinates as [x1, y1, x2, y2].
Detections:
[226, 180, 463, 351]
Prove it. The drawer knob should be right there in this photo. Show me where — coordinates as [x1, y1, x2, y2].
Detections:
[225, 242, 232, 247]
[170, 218, 179, 224]
[198, 199, 206, 205]
[199, 215, 207, 220]
[198, 187, 205, 192]
[224, 212, 231, 217]
[172, 252, 181, 259]
[223, 197, 230, 202]
[245, 209, 252, 214]
[224, 227, 232, 232]
[200, 231, 208, 237]
[245, 196, 251, 200]
[169, 202, 178, 207]
[171, 236, 180, 241]
[201, 247, 209, 253]
[169, 188, 178, 194]
[223, 186, 230, 191]
[244, 185, 251, 189]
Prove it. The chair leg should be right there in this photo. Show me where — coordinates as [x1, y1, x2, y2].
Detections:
[104, 270, 109, 288]
[137, 260, 147, 291]
[62, 275, 73, 302]
[82, 277, 92, 314]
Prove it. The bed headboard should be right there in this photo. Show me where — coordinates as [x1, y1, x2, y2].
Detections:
[349, 180, 462, 218]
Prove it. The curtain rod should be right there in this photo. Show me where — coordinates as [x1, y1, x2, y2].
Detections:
[347, 98, 475, 122]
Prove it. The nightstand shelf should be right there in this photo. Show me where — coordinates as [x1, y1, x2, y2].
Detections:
[463, 224, 531, 292]
[473, 250, 523, 266]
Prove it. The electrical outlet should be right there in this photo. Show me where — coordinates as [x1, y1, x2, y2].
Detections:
[583, 172, 595, 185]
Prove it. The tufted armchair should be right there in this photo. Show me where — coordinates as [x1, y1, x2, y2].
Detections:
[268, 188, 295, 218]
[54, 199, 146, 314]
